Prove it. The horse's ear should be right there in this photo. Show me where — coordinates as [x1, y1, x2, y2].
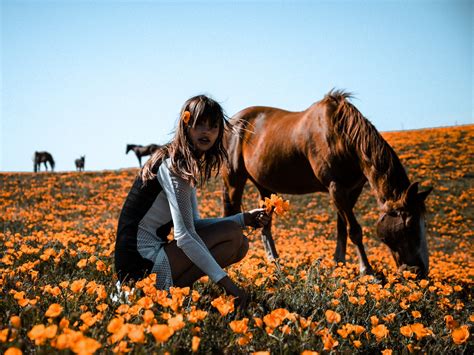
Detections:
[417, 186, 433, 202]
[403, 182, 419, 206]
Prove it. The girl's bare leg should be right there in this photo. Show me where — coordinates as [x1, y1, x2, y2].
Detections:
[164, 220, 249, 287]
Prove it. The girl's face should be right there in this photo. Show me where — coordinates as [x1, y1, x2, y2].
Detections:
[188, 118, 220, 155]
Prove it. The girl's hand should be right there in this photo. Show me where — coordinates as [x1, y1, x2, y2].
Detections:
[217, 276, 248, 309]
[244, 208, 271, 228]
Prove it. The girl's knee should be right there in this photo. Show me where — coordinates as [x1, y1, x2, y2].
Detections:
[234, 235, 249, 263]
[227, 221, 244, 246]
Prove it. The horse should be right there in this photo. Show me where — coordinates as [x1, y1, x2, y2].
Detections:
[223, 90, 432, 278]
[33, 151, 55, 172]
[75, 156, 85, 172]
[126, 144, 160, 167]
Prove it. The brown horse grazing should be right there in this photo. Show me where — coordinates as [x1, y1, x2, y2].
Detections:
[223, 90, 432, 278]
[75, 156, 85, 172]
[33, 151, 55, 172]
[126, 144, 160, 167]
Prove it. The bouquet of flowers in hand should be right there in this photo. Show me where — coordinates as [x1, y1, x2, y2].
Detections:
[259, 194, 290, 216]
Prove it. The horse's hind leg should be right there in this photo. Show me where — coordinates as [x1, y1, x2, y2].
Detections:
[222, 165, 247, 216]
[329, 181, 373, 275]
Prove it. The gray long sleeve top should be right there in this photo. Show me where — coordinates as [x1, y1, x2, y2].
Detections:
[143, 158, 245, 283]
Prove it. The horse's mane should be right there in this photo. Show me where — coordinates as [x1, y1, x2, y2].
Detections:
[322, 89, 409, 201]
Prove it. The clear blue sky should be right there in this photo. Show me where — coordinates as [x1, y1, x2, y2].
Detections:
[1, 0, 472, 172]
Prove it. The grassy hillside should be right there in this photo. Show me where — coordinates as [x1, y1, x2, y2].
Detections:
[0, 125, 472, 354]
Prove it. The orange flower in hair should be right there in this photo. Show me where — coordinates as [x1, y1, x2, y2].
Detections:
[182, 111, 191, 125]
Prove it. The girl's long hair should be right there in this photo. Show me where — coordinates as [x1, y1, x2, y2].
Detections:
[140, 95, 231, 187]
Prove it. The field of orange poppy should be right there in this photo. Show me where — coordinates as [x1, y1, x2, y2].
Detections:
[0, 125, 472, 354]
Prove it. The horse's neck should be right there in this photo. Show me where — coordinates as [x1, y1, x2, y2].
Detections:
[359, 138, 410, 205]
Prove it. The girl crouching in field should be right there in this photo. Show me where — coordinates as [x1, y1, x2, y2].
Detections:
[115, 95, 269, 308]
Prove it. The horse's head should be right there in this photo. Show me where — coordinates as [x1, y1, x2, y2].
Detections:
[376, 182, 432, 278]
[126, 144, 133, 154]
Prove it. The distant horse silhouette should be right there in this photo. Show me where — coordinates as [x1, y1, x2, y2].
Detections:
[75, 156, 85, 172]
[33, 151, 55, 172]
[126, 144, 160, 167]
[223, 90, 432, 278]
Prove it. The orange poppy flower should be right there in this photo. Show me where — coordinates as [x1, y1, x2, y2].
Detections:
[253, 317, 263, 328]
[80, 312, 97, 327]
[5, 347, 22, 355]
[325, 310, 341, 324]
[70, 336, 101, 355]
[45, 303, 63, 318]
[259, 194, 290, 215]
[187, 308, 208, 323]
[192, 336, 200, 352]
[136, 296, 154, 309]
[112, 341, 131, 353]
[229, 318, 249, 334]
[107, 317, 125, 333]
[451, 325, 470, 345]
[444, 315, 459, 330]
[70, 279, 86, 293]
[27, 324, 48, 345]
[142, 309, 155, 324]
[323, 333, 339, 351]
[400, 325, 413, 338]
[77, 259, 87, 268]
[371, 324, 389, 342]
[59, 318, 70, 329]
[383, 313, 396, 323]
[410, 323, 433, 340]
[352, 340, 362, 348]
[127, 324, 145, 343]
[263, 308, 290, 329]
[210, 295, 235, 316]
[182, 111, 191, 125]
[168, 314, 185, 331]
[10, 316, 21, 329]
[150, 324, 174, 343]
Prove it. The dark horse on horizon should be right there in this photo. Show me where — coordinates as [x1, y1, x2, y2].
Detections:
[33, 151, 55, 172]
[223, 90, 432, 278]
[75, 156, 85, 172]
[126, 144, 160, 167]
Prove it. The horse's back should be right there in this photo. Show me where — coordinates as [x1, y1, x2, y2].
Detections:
[228, 104, 333, 193]
[227, 97, 368, 194]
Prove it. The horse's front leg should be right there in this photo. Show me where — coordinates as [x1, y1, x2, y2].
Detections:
[138, 155, 142, 168]
[44, 162, 48, 171]
[254, 184, 279, 260]
[329, 181, 373, 275]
